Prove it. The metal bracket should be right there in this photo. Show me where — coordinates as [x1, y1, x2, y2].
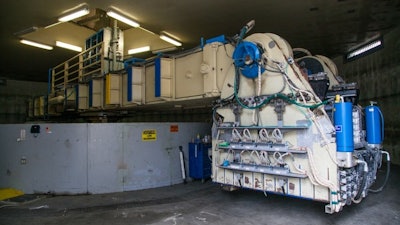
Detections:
[272, 98, 286, 127]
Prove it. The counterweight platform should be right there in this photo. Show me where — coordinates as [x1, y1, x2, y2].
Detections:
[1, 164, 399, 225]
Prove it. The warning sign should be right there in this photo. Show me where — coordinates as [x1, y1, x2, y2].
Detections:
[170, 125, 179, 132]
[142, 129, 157, 141]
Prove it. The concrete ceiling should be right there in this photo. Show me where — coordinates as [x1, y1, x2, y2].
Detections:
[1, 0, 400, 82]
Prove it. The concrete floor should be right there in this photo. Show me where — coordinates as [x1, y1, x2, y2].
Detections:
[1, 165, 399, 225]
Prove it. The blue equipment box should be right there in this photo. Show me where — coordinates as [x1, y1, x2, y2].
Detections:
[189, 142, 212, 181]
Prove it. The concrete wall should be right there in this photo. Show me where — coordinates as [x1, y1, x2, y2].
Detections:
[0, 79, 47, 123]
[0, 122, 211, 194]
[333, 26, 400, 165]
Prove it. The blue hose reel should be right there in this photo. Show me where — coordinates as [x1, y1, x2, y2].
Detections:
[232, 41, 265, 78]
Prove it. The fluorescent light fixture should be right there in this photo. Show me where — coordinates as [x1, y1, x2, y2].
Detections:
[160, 34, 182, 46]
[56, 41, 82, 52]
[58, 4, 90, 22]
[107, 10, 140, 27]
[13, 26, 38, 36]
[45, 22, 63, 29]
[128, 46, 150, 55]
[152, 46, 177, 54]
[345, 38, 383, 61]
[20, 39, 53, 50]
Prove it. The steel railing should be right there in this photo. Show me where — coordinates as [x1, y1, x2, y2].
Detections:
[50, 42, 105, 93]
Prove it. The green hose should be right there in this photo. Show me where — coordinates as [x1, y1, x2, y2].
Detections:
[233, 67, 329, 110]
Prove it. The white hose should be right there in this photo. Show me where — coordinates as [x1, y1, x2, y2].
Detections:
[240, 150, 251, 163]
[273, 151, 291, 165]
[291, 162, 320, 186]
[259, 129, 270, 142]
[308, 110, 338, 165]
[250, 150, 261, 164]
[243, 128, 252, 142]
[275, 62, 315, 104]
[356, 159, 369, 173]
[259, 151, 270, 164]
[272, 128, 283, 143]
[351, 159, 368, 204]
[306, 147, 341, 212]
[232, 128, 242, 142]
[252, 64, 263, 125]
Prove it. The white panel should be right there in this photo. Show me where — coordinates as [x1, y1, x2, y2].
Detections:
[132, 67, 143, 84]
[66, 88, 76, 101]
[145, 65, 160, 103]
[160, 58, 172, 99]
[110, 75, 120, 89]
[224, 170, 234, 185]
[253, 173, 263, 190]
[300, 176, 315, 199]
[78, 84, 88, 110]
[91, 79, 103, 107]
[175, 52, 203, 98]
[123, 66, 144, 104]
[264, 175, 275, 191]
[161, 79, 171, 98]
[242, 172, 253, 188]
[132, 86, 142, 103]
[132, 67, 144, 103]
[202, 44, 234, 97]
[215, 168, 224, 183]
[287, 178, 301, 196]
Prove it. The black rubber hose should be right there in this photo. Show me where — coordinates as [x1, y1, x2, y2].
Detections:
[354, 170, 367, 201]
[369, 159, 390, 193]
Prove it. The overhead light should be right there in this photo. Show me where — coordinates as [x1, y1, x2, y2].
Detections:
[128, 46, 150, 55]
[13, 26, 38, 36]
[56, 41, 82, 52]
[152, 46, 177, 54]
[58, 4, 90, 22]
[345, 38, 383, 61]
[20, 39, 53, 50]
[107, 9, 140, 28]
[45, 22, 63, 29]
[160, 33, 182, 46]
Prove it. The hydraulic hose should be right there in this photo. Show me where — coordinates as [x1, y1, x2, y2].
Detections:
[369, 150, 391, 193]
[354, 160, 368, 201]
[237, 20, 255, 43]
